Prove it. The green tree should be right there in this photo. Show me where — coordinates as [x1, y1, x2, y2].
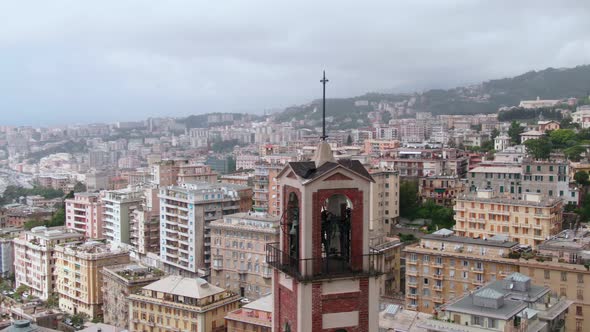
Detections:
[73, 182, 87, 193]
[549, 129, 577, 148]
[70, 314, 84, 327]
[14, 285, 29, 299]
[565, 145, 586, 161]
[508, 121, 524, 144]
[399, 180, 419, 218]
[491, 128, 500, 140]
[524, 137, 552, 159]
[575, 171, 590, 186]
[45, 293, 59, 309]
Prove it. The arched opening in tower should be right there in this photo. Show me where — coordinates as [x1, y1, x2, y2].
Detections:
[286, 192, 300, 260]
[321, 194, 352, 265]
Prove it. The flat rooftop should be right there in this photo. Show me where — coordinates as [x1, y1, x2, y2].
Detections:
[421, 234, 519, 248]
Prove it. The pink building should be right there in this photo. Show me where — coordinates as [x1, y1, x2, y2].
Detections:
[65, 193, 102, 238]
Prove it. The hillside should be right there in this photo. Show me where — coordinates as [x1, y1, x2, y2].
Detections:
[272, 65, 590, 129]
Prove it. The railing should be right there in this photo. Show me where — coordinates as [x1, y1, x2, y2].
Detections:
[266, 242, 383, 282]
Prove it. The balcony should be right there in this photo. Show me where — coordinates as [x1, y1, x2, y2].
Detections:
[472, 278, 484, 286]
[433, 273, 444, 280]
[266, 242, 383, 282]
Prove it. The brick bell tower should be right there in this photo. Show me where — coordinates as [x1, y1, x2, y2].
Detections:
[267, 72, 382, 332]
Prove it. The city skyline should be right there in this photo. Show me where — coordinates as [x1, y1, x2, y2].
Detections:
[1, 0, 589, 125]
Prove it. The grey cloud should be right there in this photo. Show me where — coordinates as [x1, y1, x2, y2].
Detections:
[0, 0, 589, 125]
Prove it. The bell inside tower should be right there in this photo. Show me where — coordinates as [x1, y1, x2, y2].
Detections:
[321, 194, 352, 262]
[287, 192, 300, 260]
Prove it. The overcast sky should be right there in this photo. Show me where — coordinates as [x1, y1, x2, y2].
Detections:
[1, 0, 589, 126]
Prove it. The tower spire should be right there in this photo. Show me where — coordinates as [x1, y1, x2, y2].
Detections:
[320, 71, 329, 141]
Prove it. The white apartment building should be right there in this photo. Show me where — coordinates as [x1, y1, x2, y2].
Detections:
[572, 105, 590, 128]
[158, 182, 252, 277]
[13, 226, 84, 300]
[101, 188, 143, 245]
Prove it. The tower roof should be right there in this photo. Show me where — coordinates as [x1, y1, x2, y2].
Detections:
[279, 158, 374, 184]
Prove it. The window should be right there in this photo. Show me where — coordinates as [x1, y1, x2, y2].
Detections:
[576, 306, 583, 316]
[537, 165, 541, 171]
[577, 289, 584, 300]
[544, 270, 550, 280]
[471, 316, 482, 326]
[548, 190, 553, 197]
[578, 273, 584, 284]
[424, 278, 429, 285]
[560, 287, 567, 297]
[463, 271, 468, 279]
[561, 271, 568, 282]
[488, 318, 497, 329]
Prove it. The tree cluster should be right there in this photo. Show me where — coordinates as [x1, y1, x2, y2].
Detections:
[498, 107, 563, 122]
[399, 180, 455, 231]
[0, 186, 65, 206]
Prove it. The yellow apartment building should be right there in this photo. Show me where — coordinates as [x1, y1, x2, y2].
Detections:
[128, 276, 241, 332]
[405, 228, 590, 332]
[405, 229, 520, 313]
[454, 191, 563, 248]
[55, 240, 129, 318]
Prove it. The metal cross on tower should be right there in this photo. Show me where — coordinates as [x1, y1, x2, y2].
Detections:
[320, 71, 329, 140]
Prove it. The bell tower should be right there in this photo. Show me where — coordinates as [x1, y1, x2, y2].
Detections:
[267, 73, 382, 332]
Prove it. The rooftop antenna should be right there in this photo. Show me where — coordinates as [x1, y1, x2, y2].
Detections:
[320, 70, 329, 141]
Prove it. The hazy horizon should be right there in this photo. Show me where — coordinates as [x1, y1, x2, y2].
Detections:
[1, 0, 589, 126]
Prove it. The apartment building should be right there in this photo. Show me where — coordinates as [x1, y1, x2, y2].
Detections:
[65, 192, 102, 238]
[236, 155, 260, 170]
[418, 273, 571, 332]
[130, 187, 160, 260]
[454, 191, 563, 248]
[252, 163, 282, 214]
[128, 276, 241, 332]
[369, 169, 400, 236]
[419, 175, 466, 207]
[384, 148, 468, 177]
[372, 237, 403, 296]
[14, 226, 84, 300]
[405, 228, 590, 332]
[518, 228, 590, 332]
[363, 139, 401, 155]
[224, 294, 272, 332]
[209, 212, 279, 300]
[102, 264, 165, 329]
[152, 159, 218, 186]
[37, 174, 70, 191]
[101, 188, 143, 245]
[0, 237, 14, 278]
[404, 229, 520, 312]
[54, 240, 129, 318]
[468, 159, 579, 205]
[158, 183, 253, 277]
